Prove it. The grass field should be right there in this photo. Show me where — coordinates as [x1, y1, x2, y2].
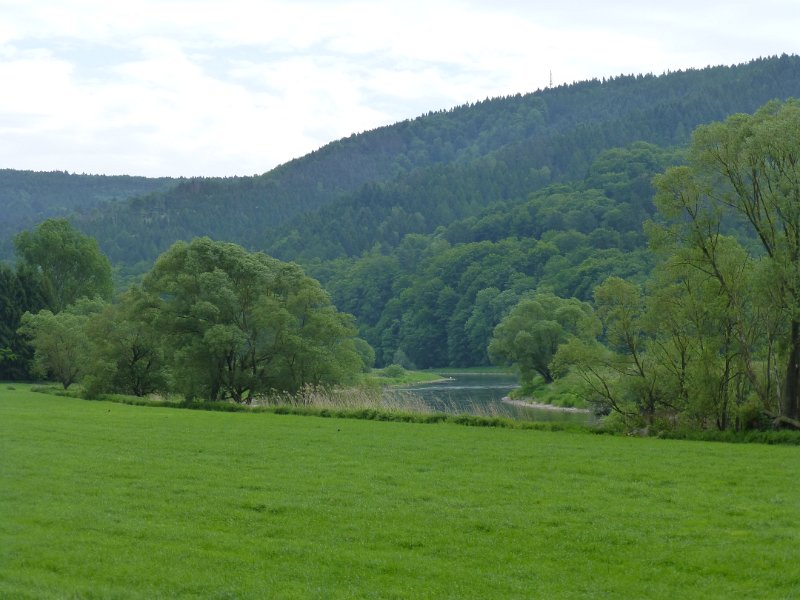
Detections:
[2, 385, 799, 599]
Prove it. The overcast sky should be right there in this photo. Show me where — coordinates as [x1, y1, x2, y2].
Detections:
[1, 1, 798, 177]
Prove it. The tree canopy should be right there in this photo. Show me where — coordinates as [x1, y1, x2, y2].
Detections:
[489, 292, 597, 385]
[19, 298, 105, 389]
[547, 99, 800, 430]
[14, 218, 113, 313]
[0, 263, 45, 380]
[18, 237, 366, 401]
[653, 99, 800, 420]
[141, 238, 364, 401]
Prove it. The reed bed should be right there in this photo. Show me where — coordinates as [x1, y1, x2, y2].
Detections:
[251, 384, 514, 419]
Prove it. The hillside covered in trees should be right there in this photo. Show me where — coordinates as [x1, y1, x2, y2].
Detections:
[0, 170, 176, 261]
[55, 54, 800, 269]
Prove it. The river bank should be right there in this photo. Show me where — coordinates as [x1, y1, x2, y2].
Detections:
[501, 397, 591, 413]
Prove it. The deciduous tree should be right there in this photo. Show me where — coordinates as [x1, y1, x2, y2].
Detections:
[142, 238, 364, 401]
[19, 298, 104, 388]
[488, 291, 597, 385]
[654, 99, 800, 419]
[14, 219, 113, 313]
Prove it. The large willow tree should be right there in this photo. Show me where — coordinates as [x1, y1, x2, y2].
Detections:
[143, 237, 364, 401]
[654, 99, 800, 420]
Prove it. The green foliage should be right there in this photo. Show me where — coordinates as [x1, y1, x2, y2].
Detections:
[555, 253, 774, 430]
[315, 145, 674, 369]
[141, 238, 365, 400]
[489, 292, 598, 385]
[554, 278, 663, 422]
[81, 287, 167, 398]
[0, 169, 174, 261]
[19, 298, 106, 388]
[552, 99, 800, 431]
[3, 219, 113, 380]
[14, 218, 113, 313]
[653, 98, 800, 420]
[13, 235, 369, 400]
[382, 364, 406, 378]
[351, 337, 376, 372]
[0, 263, 45, 380]
[508, 372, 588, 409]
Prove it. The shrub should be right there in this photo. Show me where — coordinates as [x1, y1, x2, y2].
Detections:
[382, 364, 406, 378]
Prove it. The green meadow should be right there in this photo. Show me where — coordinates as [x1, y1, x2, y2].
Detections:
[2, 385, 799, 599]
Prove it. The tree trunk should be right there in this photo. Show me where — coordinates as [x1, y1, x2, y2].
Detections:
[773, 415, 800, 430]
[782, 320, 800, 419]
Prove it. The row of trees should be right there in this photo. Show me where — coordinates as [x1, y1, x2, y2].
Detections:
[11, 225, 367, 400]
[491, 100, 800, 428]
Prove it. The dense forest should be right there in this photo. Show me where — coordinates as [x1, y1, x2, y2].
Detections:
[4, 55, 800, 431]
[57, 54, 800, 267]
[0, 169, 176, 261]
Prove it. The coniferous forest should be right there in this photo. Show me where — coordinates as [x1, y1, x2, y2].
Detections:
[5, 55, 800, 431]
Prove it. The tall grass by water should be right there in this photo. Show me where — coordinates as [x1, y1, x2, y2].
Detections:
[2, 385, 799, 598]
[37, 381, 556, 427]
[261, 384, 516, 418]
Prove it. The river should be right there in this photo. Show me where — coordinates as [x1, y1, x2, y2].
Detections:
[383, 372, 594, 424]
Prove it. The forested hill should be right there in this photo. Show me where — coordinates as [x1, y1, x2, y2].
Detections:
[70, 54, 800, 267]
[263, 55, 800, 261]
[0, 170, 176, 260]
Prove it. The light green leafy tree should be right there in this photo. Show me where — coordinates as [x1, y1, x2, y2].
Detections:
[488, 291, 598, 385]
[653, 99, 800, 419]
[82, 286, 167, 398]
[648, 235, 782, 428]
[19, 298, 105, 389]
[554, 276, 690, 425]
[553, 277, 663, 423]
[555, 239, 783, 429]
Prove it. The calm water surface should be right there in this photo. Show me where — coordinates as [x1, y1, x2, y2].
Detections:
[384, 373, 593, 424]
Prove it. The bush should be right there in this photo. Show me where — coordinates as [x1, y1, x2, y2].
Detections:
[382, 364, 406, 378]
[596, 410, 630, 434]
[736, 395, 772, 431]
